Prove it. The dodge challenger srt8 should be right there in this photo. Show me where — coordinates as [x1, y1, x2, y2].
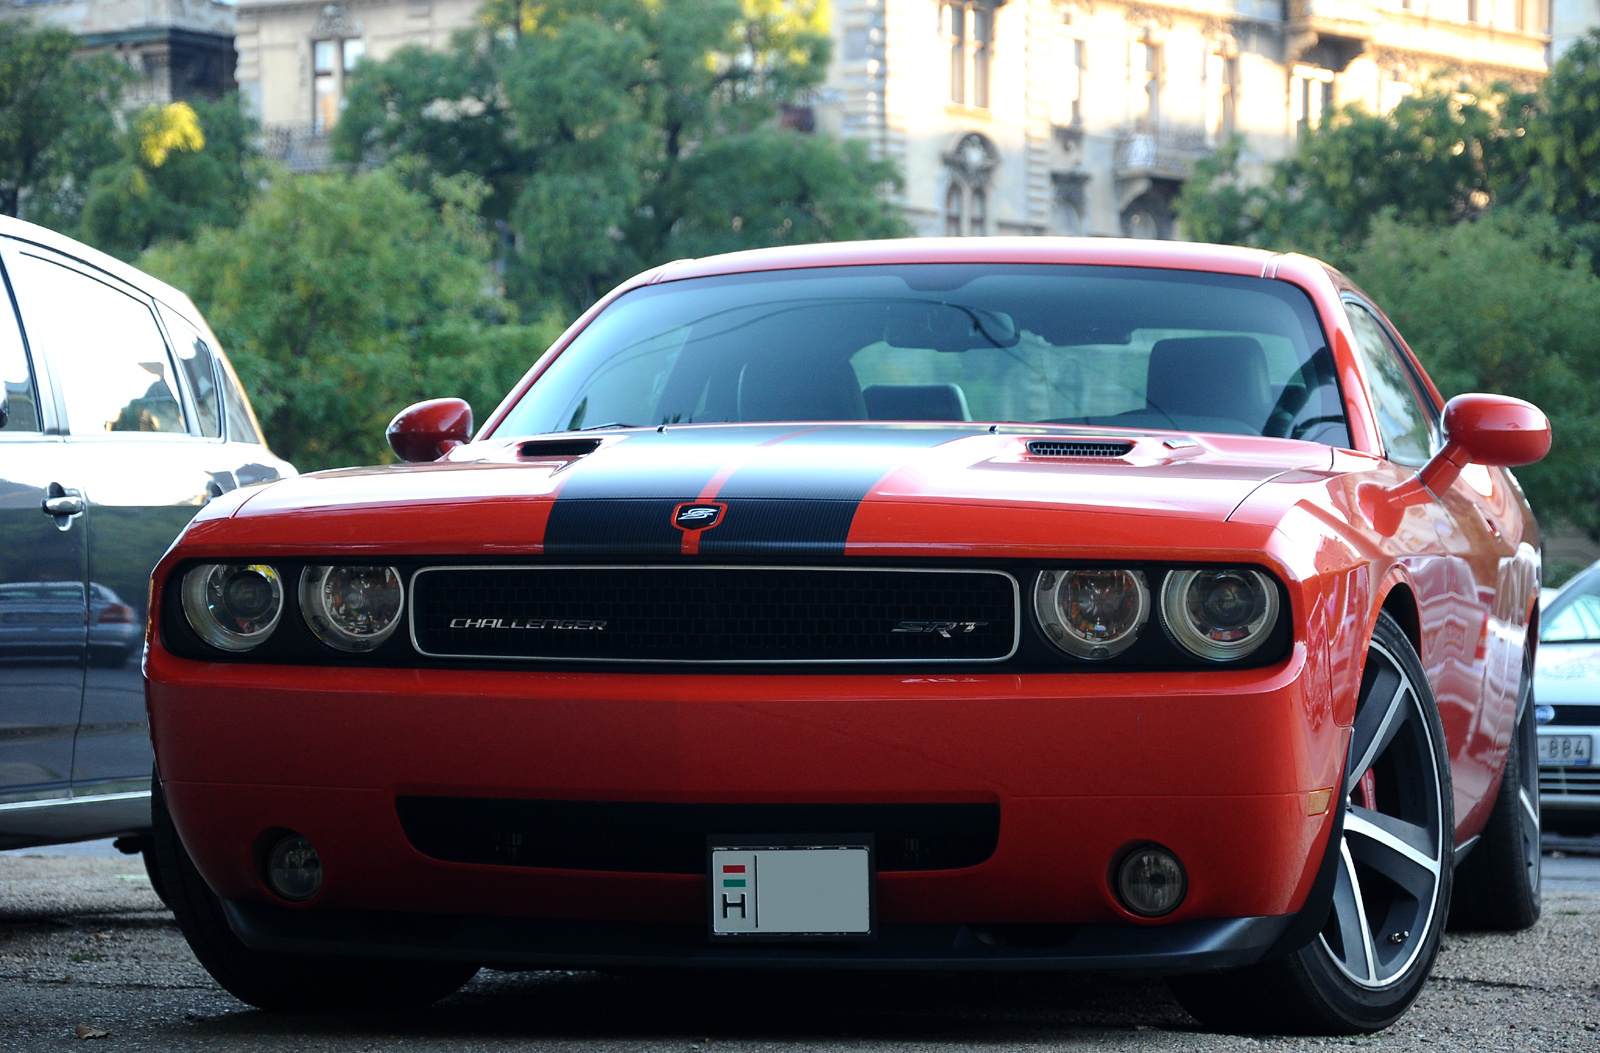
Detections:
[144, 239, 1550, 1034]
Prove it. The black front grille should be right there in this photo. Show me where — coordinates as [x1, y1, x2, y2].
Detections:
[1025, 440, 1134, 458]
[396, 798, 1001, 873]
[1549, 704, 1600, 726]
[409, 566, 1017, 663]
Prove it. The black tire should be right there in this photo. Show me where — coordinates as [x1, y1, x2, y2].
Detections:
[151, 775, 478, 1011]
[142, 846, 171, 908]
[1449, 646, 1541, 930]
[1169, 612, 1454, 1035]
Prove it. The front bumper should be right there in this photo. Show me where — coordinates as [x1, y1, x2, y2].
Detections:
[1539, 724, 1600, 811]
[147, 644, 1345, 965]
[222, 899, 1294, 973]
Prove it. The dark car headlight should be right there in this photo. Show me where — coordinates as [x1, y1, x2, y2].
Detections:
[299, 565, 405, 651]
[1160, 568, 1280, 661]
[1034, 568, 1150, 660]
[181, 563, 284, 652]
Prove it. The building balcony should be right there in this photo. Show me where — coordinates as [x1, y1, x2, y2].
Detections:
[1288, 0, 1381, 69]
[1113, 125, 1213, 183]
[261, 123, 334, 173]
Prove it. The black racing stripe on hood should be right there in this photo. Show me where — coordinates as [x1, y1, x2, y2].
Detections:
[543, 425, 980, 557]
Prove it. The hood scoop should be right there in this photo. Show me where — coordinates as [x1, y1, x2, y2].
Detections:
[518, 437, 604, 461]
[1025, 439, 1135, 458]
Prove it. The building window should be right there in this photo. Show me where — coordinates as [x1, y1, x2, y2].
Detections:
[942, 132, 998, 236]
[1053, 17, 1086, 126]
[1291, 64, 1334, 139]
[1054, 199, 1082, 235]
[312, 37, 365, 134]
[1205, 39, 1239, 144]
[944, 2, 995, 108]
[1133, 40, 1161, 129]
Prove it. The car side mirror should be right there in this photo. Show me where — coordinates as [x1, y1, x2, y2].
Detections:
[0, 387, 8, 429]
[386, 398, 474, 463]
[1360, 393, 1550, 535]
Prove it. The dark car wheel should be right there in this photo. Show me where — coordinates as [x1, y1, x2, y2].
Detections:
[150, 775, 478, 1012]
[1450, 646, 1541, 930]
[1170, 612, 1453, 1034]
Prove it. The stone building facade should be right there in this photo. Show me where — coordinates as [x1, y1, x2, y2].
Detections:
[1550, 0, 1597, 57]
[234, 0, 479, 169]
[815, 0, 1550, 239]
[1, 0, 236, 107]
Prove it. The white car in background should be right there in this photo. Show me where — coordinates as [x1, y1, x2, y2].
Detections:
[1536, 562, 1600, 830]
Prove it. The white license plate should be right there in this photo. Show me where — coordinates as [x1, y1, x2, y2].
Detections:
[1539, 734, 1593, 766]
[709, 842, 873, 939]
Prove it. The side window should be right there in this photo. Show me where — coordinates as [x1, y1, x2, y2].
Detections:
[158, 306, 222, 438]
[7, 251, 186, 436]
[0, 282, 40, 432]
[1345, 302, 1434, 467]
[218, 360, 263, 444]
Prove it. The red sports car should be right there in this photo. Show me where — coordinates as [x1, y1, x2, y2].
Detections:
[145, 239, 1550, 1034]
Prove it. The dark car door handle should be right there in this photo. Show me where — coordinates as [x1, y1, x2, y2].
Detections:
[41, 482, 84, 517]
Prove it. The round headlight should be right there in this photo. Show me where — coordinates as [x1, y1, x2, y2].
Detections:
[299, 565, 405, 651]
[1034, 568, 1150, 659]
[1161, 568, 1280, 661]
[181, 563, 284, 652]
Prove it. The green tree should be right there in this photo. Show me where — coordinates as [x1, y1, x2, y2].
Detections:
[141, 165, 561, 470]
[0, 21, 129, 223]
[1342, 213, 1600, 535]
[1178, 81, 1534, 253]
[1524, 30, 1600, 260]
[79, 96, 261, 260]
[337, 0, 907, 316]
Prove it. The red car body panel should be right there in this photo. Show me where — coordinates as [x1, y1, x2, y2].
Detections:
[145, 239, 1541, 960]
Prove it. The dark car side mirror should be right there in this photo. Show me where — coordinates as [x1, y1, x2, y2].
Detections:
[1361, 393, 1551, 535]
[387, 398, 474, 463]
[0, 386, 8, 429]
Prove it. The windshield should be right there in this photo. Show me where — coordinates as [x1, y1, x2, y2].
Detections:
[494, 264, 1347, 444]
[1543, 572, 1600, 643]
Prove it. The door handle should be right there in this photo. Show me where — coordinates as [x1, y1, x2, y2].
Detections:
[41, 482, 84, 519]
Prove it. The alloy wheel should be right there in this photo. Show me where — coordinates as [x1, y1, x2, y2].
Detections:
[1514, 673, 1541, 894]
[1319, 639, 1447, 989]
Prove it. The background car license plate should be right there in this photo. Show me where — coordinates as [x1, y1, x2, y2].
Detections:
[709, 840, 873, 939]
[1539, 734, 1593, 766]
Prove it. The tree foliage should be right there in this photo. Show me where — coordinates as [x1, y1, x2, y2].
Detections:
[141, 166, 561, 470]
[0, 21, 129, 223]
[336, 0, 908, 316]
[1178, 81, 1534, 254]
[1342, 213, 1600, 535]
[79, 96, 260, 260]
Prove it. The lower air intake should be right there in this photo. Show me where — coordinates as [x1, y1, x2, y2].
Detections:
[396, 798, 1001, 873]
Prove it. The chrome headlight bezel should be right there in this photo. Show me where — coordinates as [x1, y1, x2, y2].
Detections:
[180, 563, 284, 652]
[298, 565, 406, 652]
[1033, 567, 1151, 660]
[1159, 567, 1281, 662]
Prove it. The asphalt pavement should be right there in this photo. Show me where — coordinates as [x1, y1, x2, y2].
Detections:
[1, 843, 1597, 1051]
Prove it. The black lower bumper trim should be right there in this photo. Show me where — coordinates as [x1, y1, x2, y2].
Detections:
[221, 900, 1292, 974]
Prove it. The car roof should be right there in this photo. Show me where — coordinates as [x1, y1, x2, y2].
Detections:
[0, 214, 206, 330]
[653, 237, 1289, 285]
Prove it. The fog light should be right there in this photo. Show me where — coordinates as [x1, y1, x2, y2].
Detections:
[265, 834, 322, 902]
[1115, 845, 1186, 917]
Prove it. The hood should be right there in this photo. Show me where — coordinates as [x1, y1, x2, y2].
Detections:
[213, 424, 1330, 558]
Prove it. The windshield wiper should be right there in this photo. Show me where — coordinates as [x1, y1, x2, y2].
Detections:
[572, 422, 641, 431]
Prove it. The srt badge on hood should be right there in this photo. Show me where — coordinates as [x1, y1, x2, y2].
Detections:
[673, 502, 726, 530]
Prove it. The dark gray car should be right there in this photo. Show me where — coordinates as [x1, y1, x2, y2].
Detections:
[0, 216, 294, 853]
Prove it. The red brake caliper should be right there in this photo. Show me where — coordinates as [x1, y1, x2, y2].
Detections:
[1356, 768, 1377, 811]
